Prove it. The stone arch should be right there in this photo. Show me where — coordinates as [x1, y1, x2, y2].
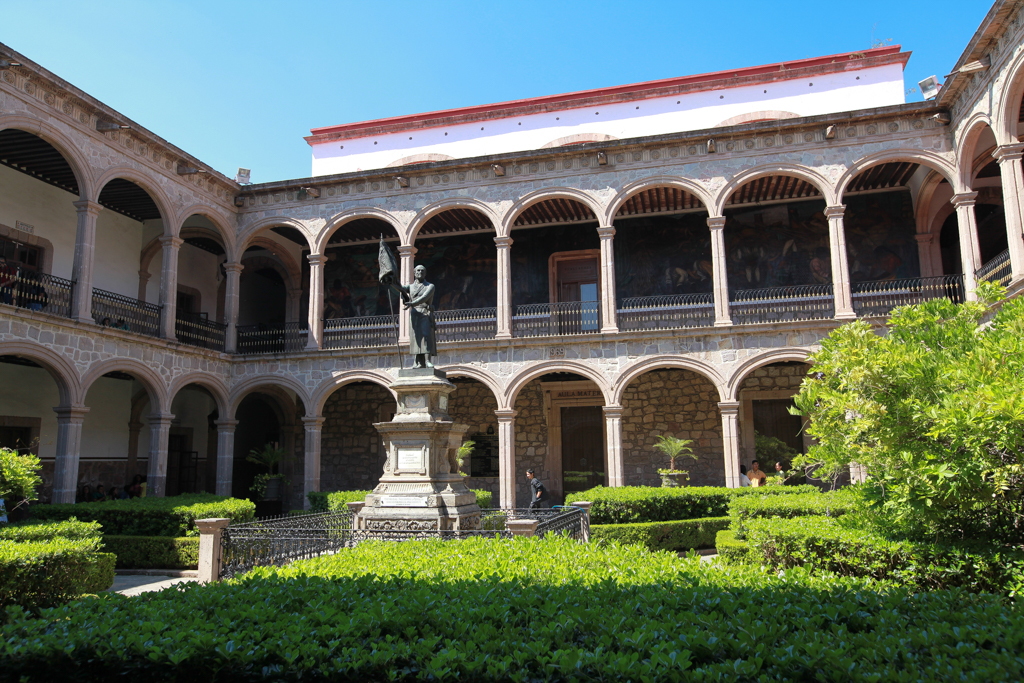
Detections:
[500, 187, 605, 237]
[725, 348, 815, 401]
[995, 46, 1024, 145]
[93, 166, 176, 229]
[386, 153, 455, 167]
[442, 365, 503, 406]
[316, 207, 404, 253]
[241, 237, 302, 288]
[503, 361, 612, 411]
[0, 341, 82, 406]
[407, 198, 501, 243]
[228, 374, 311, 420]
[167, 372, 230, 419]
[0, 114, 95, 200]
[714, 110, 801, 127]
[714, 164, 838, 215]
[139, 224, 230, 294]
[955, 113, 998, 189]
[836, 150, 961, 202]
[612, 355, 727, 405]
[310, 370, 396, 417]
[237, 216, 315, 255]
[80, 358, 169, 414]
[540, 133, 618, 148]
[605, 175, 717, 226]
[174, 204, 238, 259]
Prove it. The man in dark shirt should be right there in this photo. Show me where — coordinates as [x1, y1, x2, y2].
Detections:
[526, 469, 548, 510]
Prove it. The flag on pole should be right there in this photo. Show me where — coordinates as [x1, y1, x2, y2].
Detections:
[378, 237, 398, 284]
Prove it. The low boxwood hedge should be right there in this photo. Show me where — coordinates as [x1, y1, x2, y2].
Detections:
[0, 536, 109, 610]
[0, 518, 101, 542]
[308, 488, 493, 512]
[81, 552, 116, 594]
[746, 515, 1024, 595]
[565, 484, 819, 524]
[715, 529, 749, 563]
[591, 517, 729, 552]
[727, 488, 861, 537]
[3, 537, 1023, 680]
[29, 494, 255, 537]
[102, 535, 199, 570]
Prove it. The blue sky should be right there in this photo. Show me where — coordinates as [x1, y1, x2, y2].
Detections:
[4, 1, 990, 183]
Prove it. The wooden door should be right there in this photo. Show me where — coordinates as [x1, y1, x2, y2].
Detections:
[561, 406, 605, 495]
[556, 259, 600, 332]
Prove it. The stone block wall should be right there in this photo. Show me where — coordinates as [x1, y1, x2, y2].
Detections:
[448, 378, 500, 503]
[620, 369, 724, 487]
[739, 362, 810, 393]
[512, 379, 548, 507]
[319, 382, 395, 492]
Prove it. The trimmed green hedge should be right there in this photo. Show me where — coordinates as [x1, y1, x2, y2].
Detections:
[30, 494, 255, 537]
[102, 535, 199, 570]
[746, 515, 1024, 595]
[0, 518, 102, 542]
[81, 552, 116, 594]
[591, 517, 729, 552]
[4, 537, 1023, 680]
[715, 529, 749, 563]
[728, 488, 861, 538]
[565, 484, 820, 524]
[308, 488, 493, 512]
[0, 537, 108, 610]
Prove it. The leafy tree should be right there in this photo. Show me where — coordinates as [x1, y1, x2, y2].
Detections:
[0, 447, 42, 517]
[792, 283, 1023, 542]
[653, 435, 697, 474]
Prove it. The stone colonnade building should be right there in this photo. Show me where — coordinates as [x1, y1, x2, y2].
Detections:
[1, 1, 1023, 509]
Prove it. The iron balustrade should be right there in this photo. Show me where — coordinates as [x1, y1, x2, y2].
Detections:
[91, 287, 160, 337]
[175, 311, 226, 352]
[852, 274, 964, 317]
[323, 314, 398, 350]
[0, 270, 73, 318]
[435, 307, 497, 342]
[237, 321, 308, 354]
[535, 506, 588, 541]
[512, 300, 601, 338]
[729, 284, 834, 325]
[617, 292, 714, 331]
[977, 249, 1011, 287]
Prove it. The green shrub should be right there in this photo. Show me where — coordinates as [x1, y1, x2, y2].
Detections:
[4, 537, 1023, 680]
[746, 515, 1024, 595]
[715, 529, 749, 563]
[0, 518, 102, 542]
[309, 488, 492, 512]
[102, 536, 199, 570]
[0, 536, 104, 610]
[81, 552, 116, 593]
[29, 494, 255, 537]
[727, 488, 861, 538]
[565, 484, 819, 524]
[591, 517, 729, 552]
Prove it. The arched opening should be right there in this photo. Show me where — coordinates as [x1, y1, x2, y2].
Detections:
[171, 215, 231, 350]
[233, 393, 284, 502]
[317, 380, 396, 492]
[447, 376, 501, 502]
[163, 384, 220, 495]
[236, 229, 307, 353]
[611, 185, 714, 330]
[965, 125, 1013, 286]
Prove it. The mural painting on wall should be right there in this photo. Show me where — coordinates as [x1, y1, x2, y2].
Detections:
[510, 224, 599, 306]
[613, 213, 713, 299]
[322, 243, 393, 319]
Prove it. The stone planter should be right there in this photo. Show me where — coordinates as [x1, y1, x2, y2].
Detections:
[660, 472, 688, 488]
[263, 476, 283, 501]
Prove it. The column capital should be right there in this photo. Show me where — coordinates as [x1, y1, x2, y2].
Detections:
[494, 409, 518, 422]
[915, 232, 935, 244]
[951, 191, 978, 208]
[307, 253, 328, 266]
[149, 412, 176, 426]
[397, 245, 417, 258]
[223, 261, 244, 274]
[214, 419, 239, 430]
[494, 235, 513, 248]
[138, 269, 151, 281]
[992, 143, 1024, 163]
[597, 226, 616, 239]
[602, 405, 624, 418]
[824, 205, 846, 219]
[159, 235, 184, 249]
[706, 216, 726, 230]
[302, 415, 326, 428]
[717, 400, 741, 416]
[72, 199, 103, 216]
[53, 405, 90, 421]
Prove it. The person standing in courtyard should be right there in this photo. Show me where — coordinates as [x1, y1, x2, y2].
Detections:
[748, 460, 767, 487]
[526, 469, 548, 510]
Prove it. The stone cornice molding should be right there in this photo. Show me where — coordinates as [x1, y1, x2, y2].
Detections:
[993, 143, 1024, 163]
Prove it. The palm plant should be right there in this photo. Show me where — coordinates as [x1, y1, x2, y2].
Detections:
[456, 440, 476, 476]
[653, 435, 697, 473]
[246, 443, 285, 474]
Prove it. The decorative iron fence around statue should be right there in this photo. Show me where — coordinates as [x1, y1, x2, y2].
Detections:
[323, 314, 399, 349]
[729, 283, 834, 324]
[851, 274, 964, 317]
[91, 287, 161, 337]
[617, 292, 714, 331]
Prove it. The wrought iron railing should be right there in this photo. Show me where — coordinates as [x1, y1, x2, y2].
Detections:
[91, 287, 160, 337]
[175, 311, 226, 352]
[237, 321, 308, 354]
[617, 292, 714, 331]
[729, 284, 834, 325]
[535, 506, 589, 540]
[977, 249, 1011, 286]
[0, 270, 73, 318]
[323, 314, 398, 350]
[852, 274, 965, 317]
[436, 307, 497, 342]
[512, 301, 601, 338]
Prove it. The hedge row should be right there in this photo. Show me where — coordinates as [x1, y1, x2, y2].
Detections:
[714, 529, 749, 563]
[3, 537, 1023, 680]
[0, 537, 114, 610]
[565, 484, 820, 524]
[308, 488, 493, 512]
[102, 536, 199, 570]
[0, 519, 101, 542]
[727, 488, 861, 537]
[30, 494, 255, 537]
[746, 515, 1024, 595]
[591, 517, 729, 552]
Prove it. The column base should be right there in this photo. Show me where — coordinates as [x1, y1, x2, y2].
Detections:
[714, 318, 733, 327]
[834, 311, 857, 321]
[495, 332, 512, 341]
[599, 325, 619, 334]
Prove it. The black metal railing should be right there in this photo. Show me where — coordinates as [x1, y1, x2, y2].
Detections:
[852, 274, 964, 318]
[175, 312, 226, 352]
[0, 270, 73, 318]
[617, 292, 714, 331]
[977, 250, 1011, 287]
[512, 301, 601, 338]
[91, 287, 160, 337]
[436, 307, 497, 342]
[535, 506, 588, 541]
[237, 322, 308, 354]
[323, 314, 398, 350]
[729, 284, 834, 325]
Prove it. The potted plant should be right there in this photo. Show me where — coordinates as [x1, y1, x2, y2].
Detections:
[247, 443, 288, 505]
[456, 439, 476, 476]
[654, 435, 697, 487]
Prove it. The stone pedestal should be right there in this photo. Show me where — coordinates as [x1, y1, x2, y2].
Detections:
[355, 368, 481, 531]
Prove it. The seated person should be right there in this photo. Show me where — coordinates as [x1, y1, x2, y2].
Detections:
[92, 485, 107, 501]
[748, 460, 767, 487]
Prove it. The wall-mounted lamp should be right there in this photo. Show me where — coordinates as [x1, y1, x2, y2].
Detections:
[945, 56, 990, 78]
[596, 152, 608, 165]
[0, 59, 21, 69]
[176, 163, 207, 175]
[96, 120, 131, 132]
[824, 125, 836, 140]
[932, 112, 951, 125]
[395, 176, 409, 188]
[707, 139, 716, 153]
[301, 187, 320, 198]
[491, 164, 505, 177]
[233, 196, 245, 207]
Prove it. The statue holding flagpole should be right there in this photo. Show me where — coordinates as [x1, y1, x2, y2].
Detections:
[378, 238, 437, 369]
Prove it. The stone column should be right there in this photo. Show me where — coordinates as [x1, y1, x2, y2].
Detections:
[302, 416, 325, 509]
[214, 419, 238, 497]
[597, 226, 618, 333]
[306, 254, 326, 350]
[71, 200, 102, 323]
[602, 405, 624, 487]
[196, 518, 229, 584]
[494, 236, 513, 339]
[708, 216, 732, 326]
[495, 409, 517, 508]
[993, 144, 1024, 283]
[127, 417, 143, 480]
[915, 233, 936, 278]
[137, 270, 151, 302]
[158, 236, 184, 340]
[222, 262, 243, 353]
[719, 401, 741, 488]
[52, 406, 89, 504]
[397, 245, 416, 346]
[147, 413, 174, 497]
[824, 206, 856, 320]
[952, 192, 981, 301]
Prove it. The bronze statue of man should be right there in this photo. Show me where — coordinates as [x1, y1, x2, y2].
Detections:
[387, 264, 437, 368]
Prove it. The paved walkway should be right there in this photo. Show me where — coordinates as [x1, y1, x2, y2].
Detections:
[107, 573, 198, 596]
